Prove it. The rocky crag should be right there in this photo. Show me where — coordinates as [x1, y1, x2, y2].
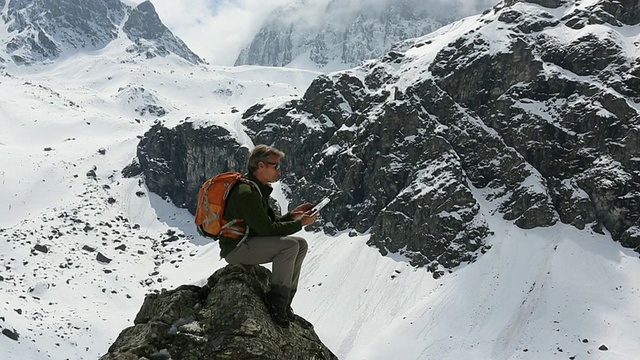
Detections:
[101, 264, 337, 360]
[132, 0, 639, 276]
[0, 0, 202, 66]
[123, 122, 249, 213]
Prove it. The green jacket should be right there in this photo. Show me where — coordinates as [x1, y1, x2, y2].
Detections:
[218, 172, 302, 257]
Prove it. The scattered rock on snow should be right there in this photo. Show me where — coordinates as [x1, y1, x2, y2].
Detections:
[2, 328, 19, 341]
[33, 244, 49, 253]
[97, 252, 112, 264]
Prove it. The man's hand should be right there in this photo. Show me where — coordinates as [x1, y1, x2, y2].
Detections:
[290, 202, 313, 220]
[292, 202, 313, 213]
[299, 211, 318, 226]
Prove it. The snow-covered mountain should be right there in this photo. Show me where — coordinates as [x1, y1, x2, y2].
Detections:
[146, 0, 640, 273]
[1, 0, 639, 359]
[0, 0, 202, 66]
[235, 0, 499, 70]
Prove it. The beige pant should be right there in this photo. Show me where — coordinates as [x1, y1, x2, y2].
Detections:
[224, 235, 308, 299]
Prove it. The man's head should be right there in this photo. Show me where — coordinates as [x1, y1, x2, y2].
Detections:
[247, 144, 284, 185]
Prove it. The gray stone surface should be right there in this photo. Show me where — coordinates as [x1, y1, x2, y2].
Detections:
[101, 264, 337, 360]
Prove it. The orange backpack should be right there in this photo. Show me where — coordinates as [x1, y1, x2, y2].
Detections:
[194, 172, 260, 241]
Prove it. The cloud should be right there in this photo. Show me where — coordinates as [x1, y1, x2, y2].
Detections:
[429, 0, 499, 17]
[131, 0, 289, 65]
[131, 0, 499, 66]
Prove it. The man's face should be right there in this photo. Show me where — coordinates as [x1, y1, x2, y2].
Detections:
[260, 155, 282, 183]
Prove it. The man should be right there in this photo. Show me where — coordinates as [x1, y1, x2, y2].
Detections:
[220, 144, 317, 327]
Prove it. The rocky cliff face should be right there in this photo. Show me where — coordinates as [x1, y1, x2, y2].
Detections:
[124, 122, 249, 213]
[133, 0, 639, 276]
[234, 0, 495, 68]
[101, 264, 337, 360]
[0, 0, 202, 65]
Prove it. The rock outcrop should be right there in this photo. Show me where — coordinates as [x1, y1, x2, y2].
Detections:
[101, 264, 336, 360]
[129, 122, 248, 213]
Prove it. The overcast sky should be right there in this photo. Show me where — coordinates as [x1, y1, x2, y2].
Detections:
[131, 0, 498, 66]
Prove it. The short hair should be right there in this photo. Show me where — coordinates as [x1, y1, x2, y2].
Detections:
[247, 144, 285, 173]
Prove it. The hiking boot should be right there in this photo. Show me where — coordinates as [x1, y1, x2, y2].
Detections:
[264, 285, 291, 328]
[285, 305, 314, 329]
[286, 306, 296, 321]
[293, 314, 314, 330]
[286, 290, 297, 321]
[266, 301, 290, 328]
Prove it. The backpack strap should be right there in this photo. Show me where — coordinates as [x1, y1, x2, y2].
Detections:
[240, 178, 262, 199]
[235, 225, 251, 247]
[228, 178, 262, 247]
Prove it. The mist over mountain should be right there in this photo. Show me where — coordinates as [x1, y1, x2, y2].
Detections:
[234, 0, 498, 69]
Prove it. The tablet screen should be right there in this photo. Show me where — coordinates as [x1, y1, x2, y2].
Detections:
[310, 197, 330, 214]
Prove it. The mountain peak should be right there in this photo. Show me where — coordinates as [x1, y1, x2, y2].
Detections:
[0, 0, 202, 66]
[123, 0, 203, 64]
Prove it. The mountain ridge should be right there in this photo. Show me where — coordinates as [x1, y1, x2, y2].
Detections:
[0, 0, 202, 66]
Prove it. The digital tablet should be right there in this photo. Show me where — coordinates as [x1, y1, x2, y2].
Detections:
[310, 197, 331, 215]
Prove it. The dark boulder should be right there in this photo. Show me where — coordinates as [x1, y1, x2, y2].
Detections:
[101, 264, 336, 360]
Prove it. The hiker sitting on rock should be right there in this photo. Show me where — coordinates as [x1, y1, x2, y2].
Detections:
[219, 144, 317, 327]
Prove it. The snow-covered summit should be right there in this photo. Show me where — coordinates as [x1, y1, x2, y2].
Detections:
[0, 0, 202, 66]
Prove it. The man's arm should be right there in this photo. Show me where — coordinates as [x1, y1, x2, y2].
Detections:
[236, 185, 302, 236]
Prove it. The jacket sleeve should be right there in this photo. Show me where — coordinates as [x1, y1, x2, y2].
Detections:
[275, 212, 293, 222]
[236, 184, 302, 236]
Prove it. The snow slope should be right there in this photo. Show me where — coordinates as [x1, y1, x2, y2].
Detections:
[1, 16, 640, 360]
